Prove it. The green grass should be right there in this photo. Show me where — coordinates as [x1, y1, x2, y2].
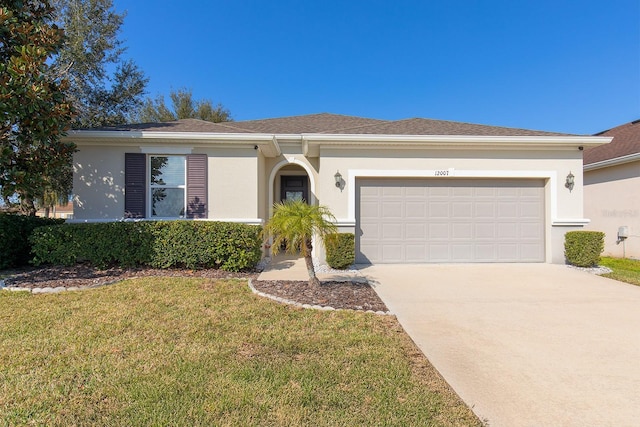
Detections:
[0, 277, 480, 426]
[600, 257, 640, 286]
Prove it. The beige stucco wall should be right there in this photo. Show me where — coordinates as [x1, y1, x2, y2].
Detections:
[260, 145, 586, 264]
[584, 161, 640, 259]
[207, 148, 259, 220]
[73, 144, 131, 219]
[73, 143, 259, 222]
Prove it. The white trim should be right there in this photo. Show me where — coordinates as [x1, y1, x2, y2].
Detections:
[551, 219, 590, 226]
[584, 152, 640, 171]
[346, 169, 558, 223]
[69, 130, 608, 144]
[335, 219, 356, 227]
[204, 218, 264, 225]
[67, 130, 276, 141]
[141, 146, 193, 154]
[303, 133, 611, 146]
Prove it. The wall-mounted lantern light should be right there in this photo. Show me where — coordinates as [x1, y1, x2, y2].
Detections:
[565, 171, 575, 192]
[334, 170, 345, 191]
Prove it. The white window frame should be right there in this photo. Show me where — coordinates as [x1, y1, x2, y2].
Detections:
[148, 155, 187, 219]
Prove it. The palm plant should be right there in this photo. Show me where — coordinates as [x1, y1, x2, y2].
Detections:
[263, 199, 337, 286]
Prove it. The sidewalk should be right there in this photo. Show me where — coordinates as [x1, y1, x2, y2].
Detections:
[257, 254, 366, 283]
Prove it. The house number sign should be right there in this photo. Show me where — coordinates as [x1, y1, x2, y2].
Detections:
[434, 168, 455, 176]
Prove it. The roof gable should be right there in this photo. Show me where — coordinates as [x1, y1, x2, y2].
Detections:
[584, 120, 640, 165]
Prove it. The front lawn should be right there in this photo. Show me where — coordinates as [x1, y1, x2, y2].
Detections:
[0, 278, 480, 426]
[600, 257, 640, 286]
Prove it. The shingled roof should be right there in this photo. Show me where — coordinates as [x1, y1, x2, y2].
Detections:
[584, 119, 640, 165]
[90, 113, 572, 137]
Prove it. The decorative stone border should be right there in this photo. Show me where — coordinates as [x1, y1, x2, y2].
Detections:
[248, 279, 392, 315]
[0, 279, 122, 294]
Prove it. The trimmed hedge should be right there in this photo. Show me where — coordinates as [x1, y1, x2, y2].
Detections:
[30, 221, 262, 272]
[325, 233, 355, 269]
[0, 214, 64, 269]
[564, 230, 605, 267]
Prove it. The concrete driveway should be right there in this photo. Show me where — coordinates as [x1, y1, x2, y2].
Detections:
[358, 263, 640, 427]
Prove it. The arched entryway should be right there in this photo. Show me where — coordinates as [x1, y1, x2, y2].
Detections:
[267, 158, 316, 215]
[266, 158, 318, 257]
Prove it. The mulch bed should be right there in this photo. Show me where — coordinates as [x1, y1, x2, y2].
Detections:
[1, 265, 388, 312]
[1, 265, 256, 289]
[251, 280, 388, 312]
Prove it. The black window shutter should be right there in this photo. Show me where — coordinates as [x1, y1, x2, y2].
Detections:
[186, 154, 207, 219]
[124, 153, 146, 218]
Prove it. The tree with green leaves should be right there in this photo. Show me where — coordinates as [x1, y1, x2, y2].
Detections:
[262, 200, 337, 286]
[136, 88, 232, 123]
[52, 0, 148, 128]
[0, 0, 76, 216]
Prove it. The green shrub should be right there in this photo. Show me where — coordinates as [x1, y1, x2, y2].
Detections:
[29, 220, 262, 272]
[564, 231, 605, 267]
[0, 214, 64, 269]
[150, 221, 262, 271]
[30, 222, 155, 268]
[325, 233, 355, 269]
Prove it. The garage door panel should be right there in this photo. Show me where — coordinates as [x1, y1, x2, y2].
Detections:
[382, 223, 402, 239]
[382, 187, 402, 196]
[475, 202, 496, 218]
[406, 186, 427, 197]
[429, 223, 449, 239]
[428, 244, 450, 261]
[498, 244, 520, 261]
[520, 202, 543, 218]
[498, 202, 518, 217]
[452, 223, 473, 239]
[356, 178, 545, 263]
[520, 244, 544, 260]
[405, 245, 426, 262]
[452, 244, 474, 261]
[475, 244, 496, 261]
[360, 223, 381, 239]
[520, 222, 543, 239]
[497, 222, 518, 239]
[452, 187, 473, 197]
[406, 223, 427, 240]
[405, 201, 426, 218]
[475, 223, 496, 239]
[452, 202, 473, 218]
[429, 202, 449, 217]
[382, 202, 402, 218]
[382, 245, 403, 262]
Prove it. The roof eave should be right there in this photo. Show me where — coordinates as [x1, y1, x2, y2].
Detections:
[301, 134, 611, 155]
[65, 130, 283, 157]
[584, 152, 640, 171]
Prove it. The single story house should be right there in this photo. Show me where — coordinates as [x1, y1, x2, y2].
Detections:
[584, 120, 640, 259]
[66, 113, 610, 264]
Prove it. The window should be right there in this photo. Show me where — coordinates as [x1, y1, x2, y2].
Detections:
[125, 153, 207, 219]
[150, 155, 186, 218]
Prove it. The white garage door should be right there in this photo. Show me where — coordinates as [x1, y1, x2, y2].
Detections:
[356, 178, 545, 263]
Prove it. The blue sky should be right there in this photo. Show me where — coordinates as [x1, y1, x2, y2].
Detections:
[114, 0, 639, 135]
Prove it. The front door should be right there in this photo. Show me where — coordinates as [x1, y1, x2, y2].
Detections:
[280, 176, 308, 203]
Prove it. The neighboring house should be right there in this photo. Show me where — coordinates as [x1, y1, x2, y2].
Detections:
[36, 202, 74, 219]
[65, 113, 610, 264]
[584, 120, 640, 259]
